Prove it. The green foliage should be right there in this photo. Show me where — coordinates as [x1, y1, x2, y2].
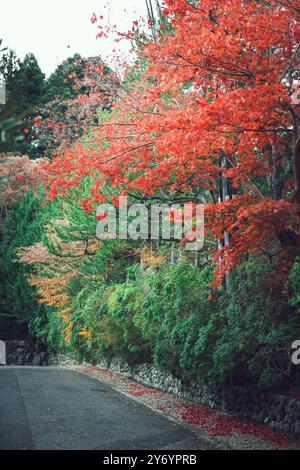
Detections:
[212, 259, 299, 388]
[289, 257, 300, 310]
[10, 53, 45, 115]
[41, 54, 85, 104]
[138, 262, 215, 374]
[0, 50, 46, 157]
[56, 255, 300, 390]
[0, 49, 20, 86]
[30, 307, 66, 352]
[0, 191, 47, 332]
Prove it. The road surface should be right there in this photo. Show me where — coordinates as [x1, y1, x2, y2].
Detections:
[0, 366, 214, 450]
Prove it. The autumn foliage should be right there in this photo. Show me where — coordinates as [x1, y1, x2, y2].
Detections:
[0, 154, 42, 217]
[42, 0, 300, 284]
[17, 219, 100, 343]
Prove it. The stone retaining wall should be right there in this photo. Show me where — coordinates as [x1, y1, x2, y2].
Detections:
[98, 359, 300, 437]
[5, 340, 48, 366]
[49, 353, 300, 436]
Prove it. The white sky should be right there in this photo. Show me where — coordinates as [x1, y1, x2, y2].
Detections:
[0, 0, 148, 76]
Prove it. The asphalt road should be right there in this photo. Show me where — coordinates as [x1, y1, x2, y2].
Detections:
[0, 366, 213, 450]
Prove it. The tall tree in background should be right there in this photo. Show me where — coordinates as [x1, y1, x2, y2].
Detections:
[0, 49, 20, 88]
[34, 54, 87, 156]
[35, 55, 119, 156]
[41, 53, 85, 104]
[11, 53, 45, 115]
[11, 53, 45, 156]
[0, 46, 24, 155]
[0, 51, 46, 157]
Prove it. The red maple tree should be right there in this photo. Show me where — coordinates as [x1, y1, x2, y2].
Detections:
[43, 0, 300, 284]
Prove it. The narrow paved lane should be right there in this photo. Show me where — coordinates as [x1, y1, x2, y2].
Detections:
[0, 366, 213, 450]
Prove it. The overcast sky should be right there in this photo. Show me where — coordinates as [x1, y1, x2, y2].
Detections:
[0, 0, 148, 76]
